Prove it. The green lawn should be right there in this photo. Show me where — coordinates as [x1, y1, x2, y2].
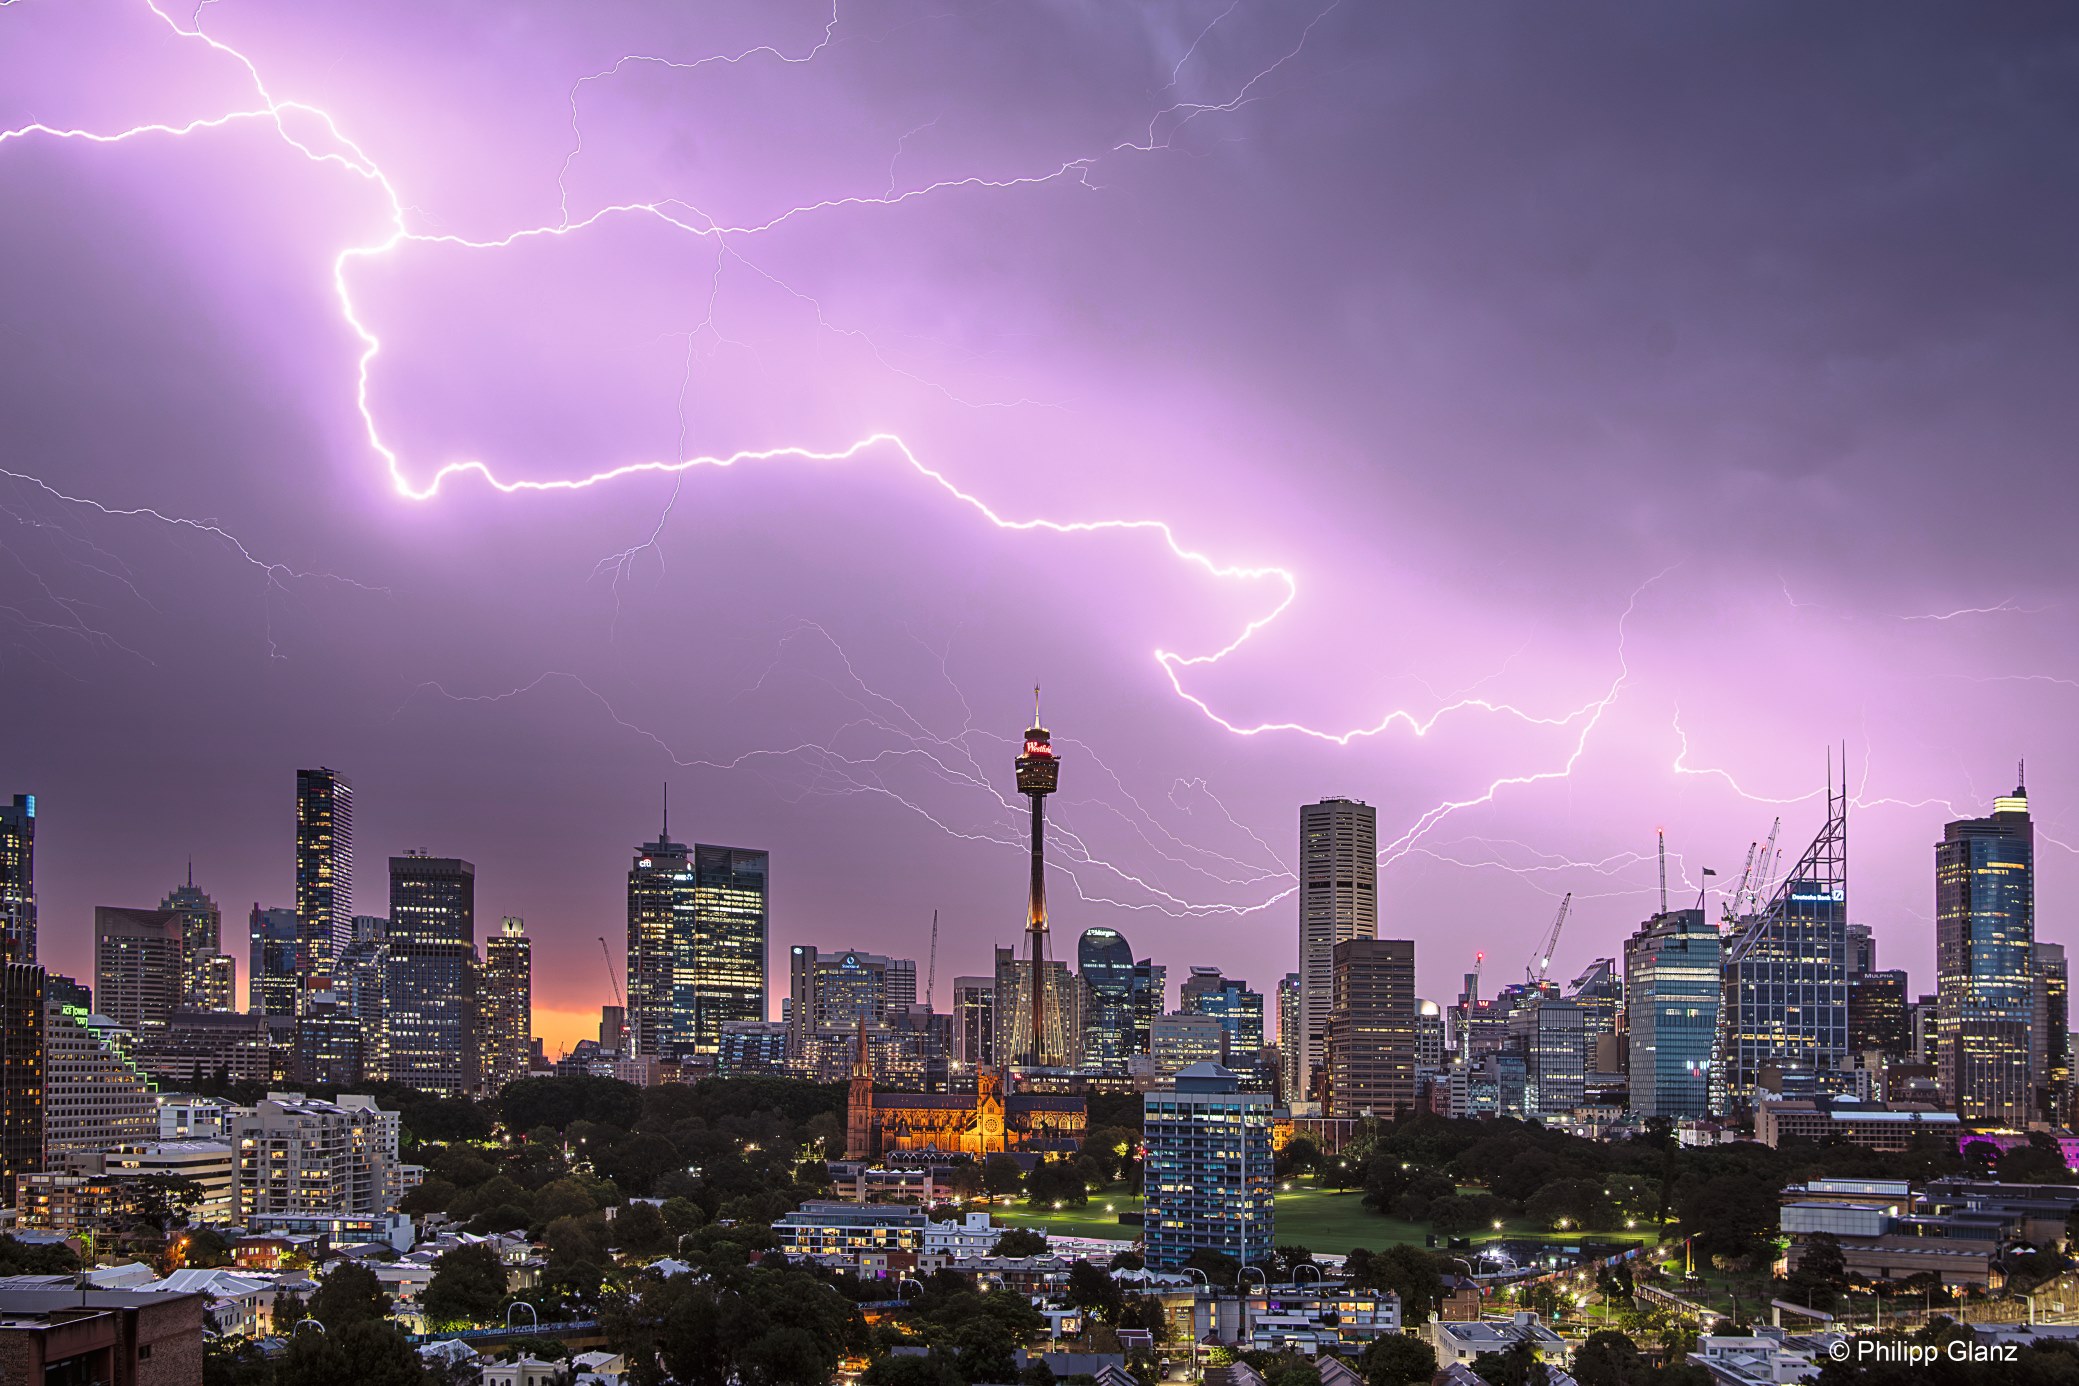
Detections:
[991, 1179, 1665, 1256]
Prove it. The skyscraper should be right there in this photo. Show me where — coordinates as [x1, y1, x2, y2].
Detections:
[2034, 942, 2069, 1123]
[1078, 927, 1136, 1074]
[1625, 908, 1721, 1119]
[1324, 937, 1415, 1119]
[1514, 995, 1585, 1119]
[1718, 773, 1848, 1105]
[787, 946, 918, 1053]
[0, 794, 35, 967]
[992, 945, 1079, 1070]
[626, 817, 769, 1060]
[93, 907, 184, 1033]
[295, 768, 354, 971]
[1180, 967, 1266, 1055]
[1130, 958, 1167, 1058]
[1936, 777, 2035, 1125]
[952, 977, 994, 1067]
[1299, 798, 1377, 1098]
[1847, 970, 1911, 1058]
[1276, 972, 1301, 1100]
[161, 869, 225, 1011]
[481, 917, 533, 1094]
[248, 906, 300, 1017]
[0, 962, 43, 1204]
[385, 853, 477, 1097]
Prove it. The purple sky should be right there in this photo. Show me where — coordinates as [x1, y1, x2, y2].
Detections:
[2, 1, 2076, 1052]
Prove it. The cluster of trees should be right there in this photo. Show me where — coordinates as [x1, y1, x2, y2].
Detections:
[208, 1263, 450, 1386]
[1342, 1111, 1988, 1266]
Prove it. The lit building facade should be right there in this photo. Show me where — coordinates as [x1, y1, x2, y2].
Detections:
[43, 1001, 156, 1157]
[1624, 908, 1721, 1119]
[1325, 938, 1415, 1118]
[1181, 967, 1266, 1054]
[294, 768, 354, 971]
[480, 917, 532, 1094]
[247, 906, 299, 1018]
[385, 854, 477, 1097]
[0, 793, 35, 968]
[2034, 942, 2069, 1122]
[1143, 1063, 1273, 1269]
[161, 872, 226, 1012]
[952, 977, 994, 1068]
[93, 907, 184, 1034]
[1078, 928, 1136, 1074]
[1936, 780, 2035, 1126]
[1299, 798, 1378, 1096]
[1848, 970, 1911, 1059]
[0, 962, 44, 1203]
[1718, 781, 1849, 1106]
[627, 830, 769, 1058]
[232, 1092, 413, 1247]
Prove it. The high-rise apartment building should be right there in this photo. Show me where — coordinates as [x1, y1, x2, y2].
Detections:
[1718, 779, 1849, 1105]
[480, 917, 532, 1094]
[294, 768, 354, 971]
[1299, 798, 1377, 1096]
[161, 870, 227, 1011]
[232, 1092, 412, 1248]
[0, 963, 44, 1203]
[1934, 778, 2035, 1125]
[952, 977, 994, 1067]
[1142, 1063, 1273, 1270]
[626, 826, 769, 1058]
[1078, 928, 1136, 1074]
[0, 794, 35, 967]
[337, 916, 389, 1080]
[93, 907, 184, 1034]
[1324, 938, 1415, 1119]
[385, 854, 477, 1097]
[1624, 908, 1721, 1119]
[247, 906, 299, 1017]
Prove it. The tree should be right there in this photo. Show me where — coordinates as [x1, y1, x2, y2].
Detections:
[422, 1243, 509, 1328]
[182, 1226, 233, 1269]
[992, 1228, 1049, 1258]
[1346, 1245, 1446, 1323]
[861, 1354, 962, 1386]
[604, 1264, 864, 1386]
[1360, 1332, 1437, 1386]
[1065, 1260, 1124, 1325]
[1026, 1160, 1088, 1208]
[1184, 1249, 1241, 1285]
[983, 1155, 1026, 1198]
[0, 1234, 78, 1276]
[308, 1261, 391, 1331]
[612, 1202, 670, 1257]
[276, 1317, 431, 1386]
[1570, 1331, 1649, 1386]
[1470, 1341, 1548, 1386]
[1783, 1234, 1846, 1312]
[275, 1290, 308, 1332]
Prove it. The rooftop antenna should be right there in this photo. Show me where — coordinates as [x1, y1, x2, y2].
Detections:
[1657, 829, 1668, 915]
[662, 781, 669, 839]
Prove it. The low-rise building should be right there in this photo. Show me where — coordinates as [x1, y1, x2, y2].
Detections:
[773, 1201, 928, 1261]
[1427, 1312, 1568, 1367]
[0, 1286, 205, 1386]
[1241, 1283, 1401, 1352]
[1691, 1331, 1822, 1385]
[1756, 1098, 1960, 1151]
[482, 1356, 566, 1386]
[924, 1211, 1001, 1261]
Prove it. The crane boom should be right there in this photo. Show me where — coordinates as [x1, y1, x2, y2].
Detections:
[598, 936, 625, 1009]
[1527, 893, 1573, 986]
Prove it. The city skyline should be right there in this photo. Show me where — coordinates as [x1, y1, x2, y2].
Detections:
[2, 4, 2076, 1054]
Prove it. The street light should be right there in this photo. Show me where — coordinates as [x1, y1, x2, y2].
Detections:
[897, 1277, 926, 1303]
[506, 1302, 539, 1332]
[292, 1319, 326, 1337]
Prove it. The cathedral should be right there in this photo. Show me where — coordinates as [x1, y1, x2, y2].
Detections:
[845, 1022, 1085, 1161]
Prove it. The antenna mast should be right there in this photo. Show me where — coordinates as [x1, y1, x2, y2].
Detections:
[1657, 829, 1668, 915]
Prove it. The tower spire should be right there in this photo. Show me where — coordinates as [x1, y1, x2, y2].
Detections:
[662, 782, 669, 839]
[1032, 684, 1042, 730]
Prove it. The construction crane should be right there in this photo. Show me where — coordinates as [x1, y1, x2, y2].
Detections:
[597, 936, 628, 1052]
[1526, 893, 1573, 987]
[925, 909, 939, 1012]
